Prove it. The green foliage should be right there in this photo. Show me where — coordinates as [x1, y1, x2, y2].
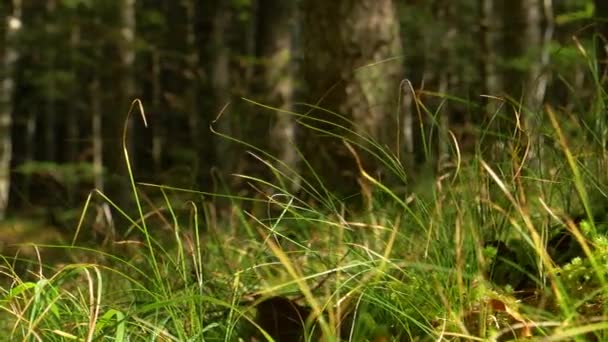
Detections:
[61, 0, 93, 10]
[16, 161, 97, 185]
[5, 6, 608, 339]
[557, 235, 608, 300]
[5, 106, 608, 340]
[556, 1, 595, 24]
[232, 0, 253, 21]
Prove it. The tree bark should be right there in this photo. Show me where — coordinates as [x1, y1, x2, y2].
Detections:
[521, 0, 552, 167]
[103, 0, 136, 209]
[208, 2, 233, 176]
[67, 24, 80, 164]
[497, 0, 548, 166]
[150, 49, 163, 175]
[91, 77, 103, 193]
[479, 0, 502, 114]
[183, 0, 204, 182]
[0, 0, 21, 219]
[521, 0, 548, 113]
[300, 0, 403, 198]
[43, 0, 57, 162]
[436, 0, 458, 163]
[254, 0, 298, 190]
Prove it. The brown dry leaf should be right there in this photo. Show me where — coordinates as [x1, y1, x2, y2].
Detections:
[373, 336, 390, 342]
[488, 298, 506, 312]
[520, 324, 532, 338]
[487, 296, 533, 338]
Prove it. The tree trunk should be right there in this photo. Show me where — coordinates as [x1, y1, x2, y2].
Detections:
[254, 0, 298, 190]
[498, 0, 547, 165]
[521, 0, 546, 113]
[104, 0, 136, 208]
[67, 24, 80, 164]
[183, 0, 202, 180]
[436, 0, 458, 164]
[208, 2, 233, 176]
[91, 77, 103, 193]
[43, 0, 57, 162]
[479, 0, 502, 114]
[300, 0, 403, 198]
[0, 0, 21, 219]
[151, 49, 163, 175]
[521, 0, 552, 167]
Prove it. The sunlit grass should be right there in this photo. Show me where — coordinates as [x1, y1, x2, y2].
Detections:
[2, 48, 608, 341]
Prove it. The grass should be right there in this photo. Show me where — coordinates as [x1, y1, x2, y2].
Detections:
[2, 56, 608, 341]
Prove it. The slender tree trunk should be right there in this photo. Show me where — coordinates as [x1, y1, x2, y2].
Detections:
[104, 0, 136, 209]
[0, 0, 21, 219]
[502, 1, 524, 98]
[24, 112, 36, 194]
[522, 0, 543, 112]
[436, 0, 458, 163]
[119, 0, 136, 158]
[151, 49, 163, 175]
[209, 2, 233, 175]
[183, 0, 216, 187]
[300, 0, 403, 197]
[91, 78, 103, 193]
[91, 75, 114, 240]
[183, 0, 201, 171]
[255, 0, 298, 190]
[67, 24, 80, 164]
[119, 0, 136, 104]
[521, 0, 552, 167]
[479, 0, 502, 113]
[497, 0, 545, 165]
[43, 0, 57, 162]
[477, 0, 507, 160]
[401, 80, 415, 170]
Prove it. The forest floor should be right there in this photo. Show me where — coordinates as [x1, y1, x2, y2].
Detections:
[3, 109, 608, 341]
[2, 152, 608, 341]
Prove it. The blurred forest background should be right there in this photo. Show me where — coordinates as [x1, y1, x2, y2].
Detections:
[0, 0, 606, 230]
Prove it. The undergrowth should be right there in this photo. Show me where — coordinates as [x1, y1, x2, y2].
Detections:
[2, 50, 608, 341]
